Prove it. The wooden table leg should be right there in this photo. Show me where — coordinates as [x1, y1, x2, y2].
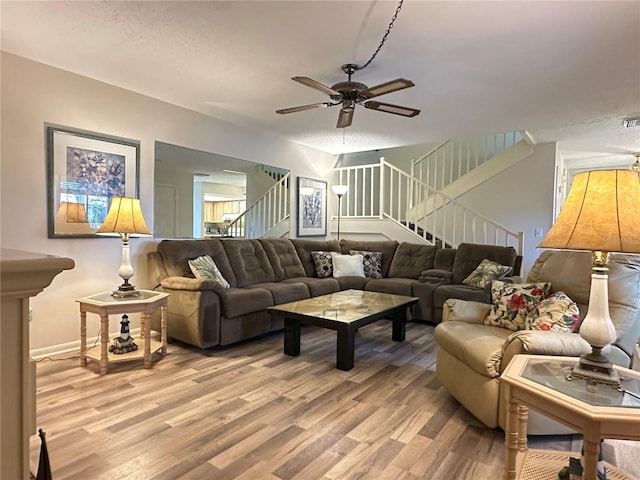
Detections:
[142, 312, 151, 368]
[582, 430, 600, 480]
[99, 313, 109, 374]
[336, 326, 355, 371]
[284, 318, 300, 356]
[504, 384, 518, 480]
[80, 309, 87, 367]
[391, 308, 406, 341]
[517, 404, 528, 452]
[160, 305, 167, 355]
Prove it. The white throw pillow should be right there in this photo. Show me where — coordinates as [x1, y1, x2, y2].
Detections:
[331, 253, 365, 277]
[188, 255, 230, 289]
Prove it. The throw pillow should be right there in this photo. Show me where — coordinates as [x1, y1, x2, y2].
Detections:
[188, 255, 230, 289]
[331, 253, 365, 277]
[349, 250, 383, 279]
[311, 251, 334, 278]
[462, 258, 513, 289]
[483, 281, 551, 331]
[526, 291, 580, 332]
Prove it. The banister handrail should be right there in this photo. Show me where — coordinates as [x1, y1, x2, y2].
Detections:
[226, 172, 290, 238]
[332, 151, 524, 254]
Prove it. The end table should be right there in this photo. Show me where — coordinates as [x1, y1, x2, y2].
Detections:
[77, 290, 169, 374]
[501, 354, 640, 480]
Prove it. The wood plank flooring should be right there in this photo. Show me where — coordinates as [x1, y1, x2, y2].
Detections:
[30, 321, 640, 480]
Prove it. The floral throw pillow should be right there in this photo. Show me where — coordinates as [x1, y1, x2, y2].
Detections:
[349, 250, 383, 278]
[188, 255, 230, 289]
[462, 258, 513, 289]
[483, 281, 551, 331]
[311, 251, 333, 278]
[525, 291, 580, 332]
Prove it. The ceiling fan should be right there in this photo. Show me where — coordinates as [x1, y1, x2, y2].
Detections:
[276, 63, 420, 128]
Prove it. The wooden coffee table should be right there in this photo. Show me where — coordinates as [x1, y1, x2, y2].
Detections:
[268, 289, 418, 371]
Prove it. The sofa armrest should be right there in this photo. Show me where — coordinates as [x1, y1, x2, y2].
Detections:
[501, 330, 592, 373]
[442, 299, 492, 324]
[419, 269, 453, 284]
[160, 276, 226, 295]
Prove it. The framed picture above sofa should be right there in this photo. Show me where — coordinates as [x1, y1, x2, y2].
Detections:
[297, 176, 327, 237]
[46, 125, 140, 238]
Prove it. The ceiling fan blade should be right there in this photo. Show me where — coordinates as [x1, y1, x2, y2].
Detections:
[360, 78, 415, 99]
[276, 102, 330, 114]
[336, 108, 354, 128]
[364, 101, 420, 117]
[292, 77, 341, 97]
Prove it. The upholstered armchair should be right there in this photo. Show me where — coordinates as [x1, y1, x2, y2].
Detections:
[433, 250, 640, 434]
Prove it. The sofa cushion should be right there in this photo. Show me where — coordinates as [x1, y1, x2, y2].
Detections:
[525, 291, 580, 333]
[259, 238, 306, 280]
[434, 321, 512, 378]
[434, 248, 457, 270]
[291, 239, 340, 277]
[462, 258, 513, 289]
[332, 253, 364, 277]
[433, 283, 492, 307]
[219, 288, 274, 318]
[187, 255, 230, 289]
[388, 243, 438, 279]
[280, 277, 340, 297]
[340, 240, 399, 277]
[311, 251, 334, 278]
[484, 281, 551, 331]
[365, 278, 415, 297]
[451, 243, 518, 284]
[245, 282, 310, 305]
[335, 276, 369, 290]
[349, 250, 383, 279]
[157, 239, 237, 287]
[221, 239, 277, 287]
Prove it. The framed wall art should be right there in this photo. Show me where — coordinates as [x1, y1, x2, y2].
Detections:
[297, 176, 327, 237]
[47, 125, 140, 238]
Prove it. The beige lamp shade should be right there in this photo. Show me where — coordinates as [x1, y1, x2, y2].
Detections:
[96, 197, 151, 236]
[538, 169, 640, 254]
[56, 202, 88, 223]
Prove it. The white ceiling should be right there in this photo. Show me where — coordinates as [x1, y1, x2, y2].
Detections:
[2, 1, 639, 169]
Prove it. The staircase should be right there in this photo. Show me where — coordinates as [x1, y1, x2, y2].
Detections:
[334, 133, 527, 253]
[226, 172, 290, 238]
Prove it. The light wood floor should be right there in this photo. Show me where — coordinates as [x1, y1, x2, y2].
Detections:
[30, 321, 639, 480]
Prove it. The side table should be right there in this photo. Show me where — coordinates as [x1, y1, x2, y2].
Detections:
[77, 290, 169, 374]
[501, 354, 640, 480]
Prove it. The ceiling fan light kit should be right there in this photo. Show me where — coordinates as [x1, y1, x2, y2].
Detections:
[276, 0, 419, 129]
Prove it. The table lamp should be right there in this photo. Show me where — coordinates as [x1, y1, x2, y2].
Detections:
[538, 169, 640, 387]
[97, 197, 151, 297]
[331, 184, 349, 241]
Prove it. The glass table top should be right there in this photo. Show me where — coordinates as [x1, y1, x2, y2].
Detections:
[522, 357, 640, 409]
[268, 289, 418, 324]
[79, 290, 165, 305]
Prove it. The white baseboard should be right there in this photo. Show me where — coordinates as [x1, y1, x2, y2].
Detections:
[30, 328, 143, 360]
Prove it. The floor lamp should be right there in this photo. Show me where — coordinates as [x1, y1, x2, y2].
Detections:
[331, 185, 348, 241]
[538, 169, 640, 387]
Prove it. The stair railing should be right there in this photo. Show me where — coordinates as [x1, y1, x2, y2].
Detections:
[334, 159, 523, 252]
[411, 131, 523, 194]
[226, 172, 290, 238]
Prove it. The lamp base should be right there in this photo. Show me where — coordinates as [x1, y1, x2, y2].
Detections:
[567, 347, 621, 389]
[111, 281, 141, 298]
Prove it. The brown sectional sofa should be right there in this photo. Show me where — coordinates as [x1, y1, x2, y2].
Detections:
[146, 237, 521, 348]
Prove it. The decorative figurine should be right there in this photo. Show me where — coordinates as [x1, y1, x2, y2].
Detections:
[108, 314, 138, 354]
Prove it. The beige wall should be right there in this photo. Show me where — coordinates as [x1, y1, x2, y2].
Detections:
[456, 142, 557, 275]
[0, 52, 335, 354]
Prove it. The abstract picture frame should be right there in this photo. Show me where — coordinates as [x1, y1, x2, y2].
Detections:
[47, 125, 140, 238]
[297, 176, 327, 237]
